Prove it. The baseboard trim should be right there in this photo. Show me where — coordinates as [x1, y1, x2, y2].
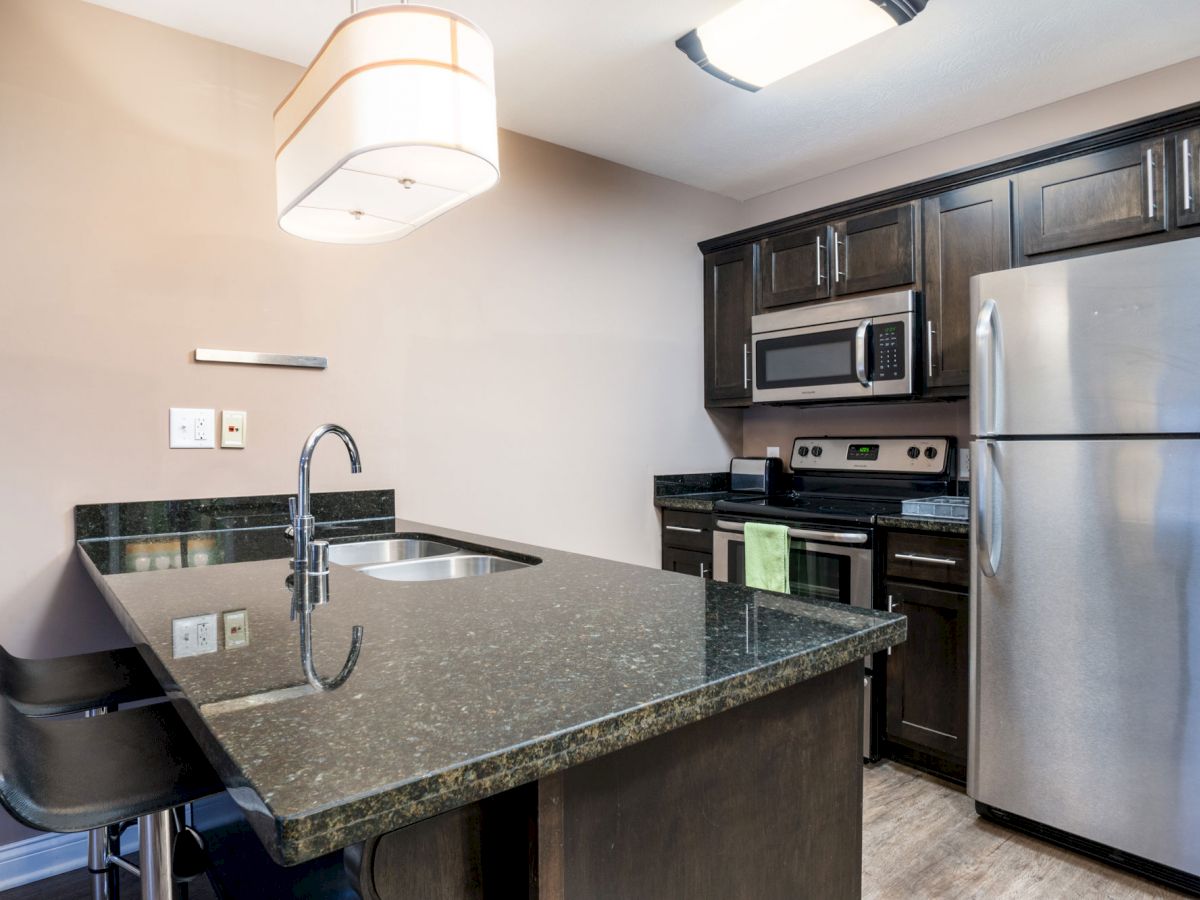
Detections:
[0, 793, 240, 891]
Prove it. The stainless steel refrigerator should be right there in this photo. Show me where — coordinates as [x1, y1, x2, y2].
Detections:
[968, 239, 1200, 888]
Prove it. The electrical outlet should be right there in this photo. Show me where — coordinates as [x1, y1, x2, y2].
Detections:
[170, 408, 216, 449]
[223, 609, 249, 649]
[172, 614, 219, 658]
[221, 410, 247, 449]
[958, 447, 971, 480]
[766, 446, 780, 458]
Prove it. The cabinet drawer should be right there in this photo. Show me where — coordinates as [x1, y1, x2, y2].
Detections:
[885, 532, 968, 587]
[661, 510, 713, 552]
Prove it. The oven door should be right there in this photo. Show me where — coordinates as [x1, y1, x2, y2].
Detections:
[752, 318, 871, 404]
[711, 520, 872, 609]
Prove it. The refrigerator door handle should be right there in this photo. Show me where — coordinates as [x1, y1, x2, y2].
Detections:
[974, 299, 999, 436]
[976, 439, 1002, 577]
[855, 319, 872, 387]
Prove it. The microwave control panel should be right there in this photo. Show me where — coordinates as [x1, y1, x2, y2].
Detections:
[873, 322, 905, 381]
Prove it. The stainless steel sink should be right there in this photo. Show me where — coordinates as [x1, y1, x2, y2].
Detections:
[328, 538, 460, 567]
[355, 554, 530, 582]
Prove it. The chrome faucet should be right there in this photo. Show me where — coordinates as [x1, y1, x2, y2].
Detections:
[290, 424, 364, 691]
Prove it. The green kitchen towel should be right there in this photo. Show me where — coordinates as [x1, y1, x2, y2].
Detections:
[744, 521, 790, 593]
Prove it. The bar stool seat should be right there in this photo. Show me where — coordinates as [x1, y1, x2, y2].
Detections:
[0, 644, 163, 717]
[0, 696, 221, 898]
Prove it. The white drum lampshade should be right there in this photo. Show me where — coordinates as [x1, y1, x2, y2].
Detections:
[273, 5, 499, 244]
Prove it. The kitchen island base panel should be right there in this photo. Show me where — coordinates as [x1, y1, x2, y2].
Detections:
[351, 664, 862, 899]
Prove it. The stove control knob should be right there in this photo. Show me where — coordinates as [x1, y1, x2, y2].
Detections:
[796, 446, 809, 458]
[907, 446, 920, 459]
[924, 446, 938, 460]
[810, 446, 823, 458]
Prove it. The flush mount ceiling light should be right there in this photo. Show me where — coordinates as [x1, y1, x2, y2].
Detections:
[677, 0, 928, 92]
[274, 1, 499, 244]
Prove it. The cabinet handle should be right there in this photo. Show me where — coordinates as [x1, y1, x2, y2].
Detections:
[815, 235, 825, 285]
[1185, 138, 1194, 212]
[926, 320, 937, 379]
[699, 562, 709, 578]
[894, 552, 958, 566]
[1146, 147, 1158, 219]
[834, 231, 846, 282]
[887, 594, 895, 654]
[665, 525, 704, 534]
[743, 343, 750, 389]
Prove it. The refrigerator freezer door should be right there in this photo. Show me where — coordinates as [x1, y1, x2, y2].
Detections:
[969, 438, 1200, 876]
[970, 240, 1200, 437]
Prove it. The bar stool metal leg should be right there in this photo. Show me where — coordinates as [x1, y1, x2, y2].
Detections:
[88, 822, 120, 900]
[138, 809, 183, 900]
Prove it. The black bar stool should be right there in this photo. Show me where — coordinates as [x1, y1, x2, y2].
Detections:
[0, 694, 220, 899]
[0, 642, 167, 898]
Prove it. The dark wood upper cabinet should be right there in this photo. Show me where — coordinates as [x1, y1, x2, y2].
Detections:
[1017, 138, 1168, 259]
[703, 244, 755, 407]
[885, 582, 969, 767]
[1176, 128, 1200, 229]
[758, 225, 832, 310]
[831, 202, 917, 296]
[922, 179, 1013, 393]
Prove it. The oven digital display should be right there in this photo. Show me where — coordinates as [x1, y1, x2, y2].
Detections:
[847, 444, 880, 461]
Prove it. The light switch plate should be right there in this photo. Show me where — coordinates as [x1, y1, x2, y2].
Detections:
[170, 408, 216, 449]
[221, 410, 247, 449]
[172, 614, 219, 658]
[223, 609, 249, 649]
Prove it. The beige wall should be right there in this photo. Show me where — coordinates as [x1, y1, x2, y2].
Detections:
[738, 56, 1200, 458]
[0, 0, 742, 844]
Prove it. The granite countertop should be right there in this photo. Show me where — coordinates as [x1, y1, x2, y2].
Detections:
[654, 491, 740, 513]
[653, 472, 744, 513]
[77, 512, 905, 867]
[875, 514, 970, 536]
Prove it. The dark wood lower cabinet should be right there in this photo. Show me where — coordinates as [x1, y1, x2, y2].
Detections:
[884, 581, 969, 782]
[662, 545, 712, 579]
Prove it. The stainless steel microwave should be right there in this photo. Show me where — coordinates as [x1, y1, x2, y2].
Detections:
[751, 290, 919, 403]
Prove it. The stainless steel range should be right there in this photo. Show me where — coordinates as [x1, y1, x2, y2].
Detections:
[714, 435, 955, 760]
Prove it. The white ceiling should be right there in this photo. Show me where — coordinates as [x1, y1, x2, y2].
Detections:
[82, 0, 1200, 200]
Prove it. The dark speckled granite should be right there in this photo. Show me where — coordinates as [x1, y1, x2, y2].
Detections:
[78, 514, 904, 866]
[653, 472, 729, 495]
[654, 491, 738, 513]
[876, 514, 970, 536]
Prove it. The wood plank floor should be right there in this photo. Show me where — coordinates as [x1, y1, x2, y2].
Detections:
[3, 762, 1191, 899]
[864, 761, 1191, 899]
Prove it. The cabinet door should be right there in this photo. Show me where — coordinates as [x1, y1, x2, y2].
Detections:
[662, 545, 713, 579]
[1017, 138, 1167, 258]
[759, 226, 831, 310]
[703, 245, 755, 406]
[922, 180, 1012, 392]
[831, 202, 917, 296]
[885, 583, 968, 764]
[1176, 129, 1200, 229]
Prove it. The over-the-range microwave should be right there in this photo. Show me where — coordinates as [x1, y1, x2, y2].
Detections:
[751, 289, 919, 404]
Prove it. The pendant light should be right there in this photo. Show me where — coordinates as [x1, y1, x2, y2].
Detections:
[274, 0, 499, 244]
[677, 0, 928, 92]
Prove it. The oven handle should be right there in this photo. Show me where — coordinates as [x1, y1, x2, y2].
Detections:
[715, 520, 869, 545]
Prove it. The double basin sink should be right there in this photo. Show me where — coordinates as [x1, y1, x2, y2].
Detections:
[328, 536, 533, 582]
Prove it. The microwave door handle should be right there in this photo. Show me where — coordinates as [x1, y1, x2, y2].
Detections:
[854, 320, 872, 387]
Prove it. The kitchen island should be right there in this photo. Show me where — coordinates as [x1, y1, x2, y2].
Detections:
[76, 491, 904, 899]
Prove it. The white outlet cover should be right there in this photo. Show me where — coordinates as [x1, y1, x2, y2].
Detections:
[172, 613, 219, 658]
[766, 446, 780, 458]
[221, 410, 247, 449]
[223, 609, 249, 649]
[170, 408, 216, 449]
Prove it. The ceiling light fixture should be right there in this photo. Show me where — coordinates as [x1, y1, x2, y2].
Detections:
[676, 0, 928, 92]
[274, 1, 499, 244]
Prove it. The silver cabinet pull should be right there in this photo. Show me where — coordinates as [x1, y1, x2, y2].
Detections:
[833, 231, 846, 282]
[699, 562, 709, 578]
[665, 525, 703, 534]
[887, 594, 896, 654]
[894, 552, 958, 566]
[715, 520, 869, 545]
[854, 319, 872, 387]
[815, 235, 825, 285]
[1185, 138, 1194, 212]
[926, 319, 937, 380]
[743, 343, 750, 389]
[1146, 147, 1158, 219]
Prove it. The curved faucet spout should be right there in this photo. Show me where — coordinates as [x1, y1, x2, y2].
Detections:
[294, 424, 362, 571]
[300, 611, 363, 692]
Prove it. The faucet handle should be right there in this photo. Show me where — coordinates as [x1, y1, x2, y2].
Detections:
[309, 540, 329, 574]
